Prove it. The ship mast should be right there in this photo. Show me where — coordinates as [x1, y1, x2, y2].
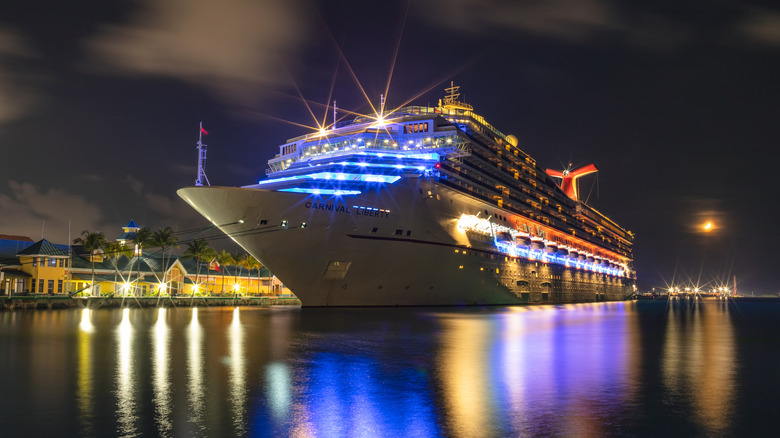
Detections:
[441, 81, 473, 111]
[195, 121, 210, 187]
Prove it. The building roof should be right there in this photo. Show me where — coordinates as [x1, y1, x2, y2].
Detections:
[123, 219, 139, 229]
[0, 269, 31, 278]
[117, 232, 137, 241]
[16, 239, 69, 257]
[0, 239, 34, 258]
[0, 234, 33, 242]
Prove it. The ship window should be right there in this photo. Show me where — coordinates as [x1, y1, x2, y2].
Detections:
[395, 229, 403, 235]
[406, 230, 411, 236]
[371, 227, 378, 233]
[260, 219, 267, 225]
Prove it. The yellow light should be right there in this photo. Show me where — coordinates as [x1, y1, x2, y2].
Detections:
[122, 282, 131, 292]
[703, 221, 713, 231]
[232, 283, 241, 291]
[318, 127, 326, 136]
[159, 283, 167, 292]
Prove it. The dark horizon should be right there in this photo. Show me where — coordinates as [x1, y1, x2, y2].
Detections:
[1, 0, 778, 293]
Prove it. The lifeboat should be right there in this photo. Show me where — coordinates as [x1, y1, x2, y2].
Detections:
[557, 248, 569, 257]
[530, 239, 545, 251]
[544, 244, 558, 254]
[495, 232, 513, 243]
[516, 236, 531, 247]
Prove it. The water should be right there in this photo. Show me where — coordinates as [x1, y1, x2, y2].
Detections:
[1, 300, 778, 437]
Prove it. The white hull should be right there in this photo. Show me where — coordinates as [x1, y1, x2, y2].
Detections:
[179, 179, 630, 307]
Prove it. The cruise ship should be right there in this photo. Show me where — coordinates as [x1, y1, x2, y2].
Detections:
[178, 83, 635, 306]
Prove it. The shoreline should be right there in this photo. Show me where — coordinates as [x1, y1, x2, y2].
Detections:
[0, 295, 301, 310]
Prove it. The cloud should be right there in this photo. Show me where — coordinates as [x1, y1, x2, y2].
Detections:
[737, 9, 780, 45]
[124, 175, 144, 196]
[0, 181, 106, 243]
[0, 27, 41, 125]
[418, 0, 614, 41]
[417, 0, 699, 50]
[145, 192, 179, 218]
[84, 0, 307, 105]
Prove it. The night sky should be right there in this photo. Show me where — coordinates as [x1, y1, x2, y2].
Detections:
[2, 0, 779, 293]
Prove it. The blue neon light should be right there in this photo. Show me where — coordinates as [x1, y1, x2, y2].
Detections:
[257, 172, 402, 185]
[494, 240, 622, 277]
[278, 188, 361, 196]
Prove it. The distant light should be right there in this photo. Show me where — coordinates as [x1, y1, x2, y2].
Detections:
[703, 221, 713, 231]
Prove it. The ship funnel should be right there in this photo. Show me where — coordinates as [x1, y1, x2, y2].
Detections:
[545, 163, 598, 201]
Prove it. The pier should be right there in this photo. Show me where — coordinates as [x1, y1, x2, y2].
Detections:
[0, 295, 301, 310]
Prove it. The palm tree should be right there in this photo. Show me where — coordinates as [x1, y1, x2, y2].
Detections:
[73, 230, 107, 296]
[183, 238, 215, 297]
[131, 227, 153, 295]
[150, 227, 178, 295]
[243, 255, 261, 295]
[104, 241, 132, 296]
[215, 250, 235, 295]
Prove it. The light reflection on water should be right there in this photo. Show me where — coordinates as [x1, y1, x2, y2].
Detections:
[116, 308, 136, 436]
[187, 307, 206, 434]
[77, 308, 94, 435]
[1, 300, 777, 437]
[663, 300, 735, 435]
[228, 307, 247, 436]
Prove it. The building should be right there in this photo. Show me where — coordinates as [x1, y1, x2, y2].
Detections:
[0, 224, 290, 297]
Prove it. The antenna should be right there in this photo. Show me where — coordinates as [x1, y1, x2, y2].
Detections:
[333, 100, 337, 128]
[380, 94, 386, 117]
[195, 121, 210, 186]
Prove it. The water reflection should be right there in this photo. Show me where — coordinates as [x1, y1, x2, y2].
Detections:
[662, 300, 735, 434]
[265, 362, 291, 421]
[228, 307, 247, 435]
[116, 308, 137, 436]
[77, 308, 94, 434]
[1, 301, 758, 436]
[440, 314, 493, 437]
[187, 308, 206, 434]
[152, 308, 172, 435]
[435, 302, 640, 437]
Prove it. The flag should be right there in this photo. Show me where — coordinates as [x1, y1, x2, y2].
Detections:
[210, 260, 220, 272]
[201, 126, 209, 135]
